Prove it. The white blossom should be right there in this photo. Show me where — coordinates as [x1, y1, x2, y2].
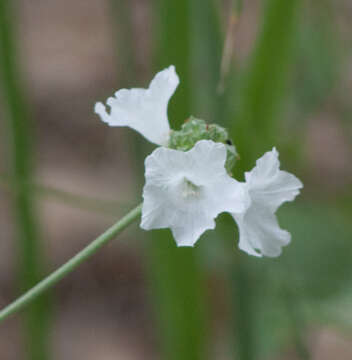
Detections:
[141, 140, 249, 247]
[94, 66, 303, 256]
[94, 65, 179, 146]
[232, 148, 303, 257]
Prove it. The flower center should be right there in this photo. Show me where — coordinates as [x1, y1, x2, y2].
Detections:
[181, 178, 201, 199]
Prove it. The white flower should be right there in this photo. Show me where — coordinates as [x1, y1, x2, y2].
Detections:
[94, 66, 302, 257]
[141, 140, 249, 246]
[232, 148, 303, 257]
[94, 65, 179, 146]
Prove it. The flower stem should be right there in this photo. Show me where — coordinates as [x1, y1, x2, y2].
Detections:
[0, 204, 142, 323]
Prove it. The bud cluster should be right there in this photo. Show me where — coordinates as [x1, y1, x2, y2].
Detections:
[168, 117, 238, 174]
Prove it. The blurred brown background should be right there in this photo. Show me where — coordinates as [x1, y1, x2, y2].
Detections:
[0, 0, 352, 359]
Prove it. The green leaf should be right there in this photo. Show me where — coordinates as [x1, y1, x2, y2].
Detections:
[231, 0, 302, 172]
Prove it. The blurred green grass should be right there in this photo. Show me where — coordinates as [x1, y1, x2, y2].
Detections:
[0, 0, 351, 359]
[228, 0, 303, 358]
[145, 2, 207, 359]
[0, 1, 51, 359]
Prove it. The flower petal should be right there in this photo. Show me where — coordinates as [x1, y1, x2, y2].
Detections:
[232, 148, 302, 257]
[233, 204, 291, 257]
[182, 140, 250, 215]
[171, 215, 216, 247]
[245, 148, 303, 212]
[94, 65, 179, 146]
[141, 140, 248, 246]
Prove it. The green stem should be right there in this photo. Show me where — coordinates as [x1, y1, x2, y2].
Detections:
[0, 204, 142, 323]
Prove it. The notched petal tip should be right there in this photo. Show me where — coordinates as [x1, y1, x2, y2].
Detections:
[157, 65, 179, 83]
[94, 101, 104, 114]
[94, 102, 111, 124]
[294, 175, 304, 190]
[271, 146, 279, 157]
[149, 65, 180, 100]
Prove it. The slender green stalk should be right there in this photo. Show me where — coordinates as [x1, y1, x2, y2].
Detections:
[0, 1, 50, 358]
[0, 204, 142, 323]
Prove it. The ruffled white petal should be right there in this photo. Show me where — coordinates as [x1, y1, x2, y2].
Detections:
[245, 148, 303, 212]
[94, 65, 179, 146]
[233, 148, 303, 257]
[141, 140, 249, 247]
[233, 204, 291, 257]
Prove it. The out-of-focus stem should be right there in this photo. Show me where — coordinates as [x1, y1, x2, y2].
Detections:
[0, 1, 49, 359]
[217, 0, 244, 94]
[0, 204, 142, 323]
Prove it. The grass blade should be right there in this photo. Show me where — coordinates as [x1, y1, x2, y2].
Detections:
[0, 1, 51, 359]
[228, 0, 302, 359]
[146, 2, 206, 359]
[232, 0, 302, 171]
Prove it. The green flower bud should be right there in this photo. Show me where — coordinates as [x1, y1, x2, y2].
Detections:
[168, 116, 238, 174]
